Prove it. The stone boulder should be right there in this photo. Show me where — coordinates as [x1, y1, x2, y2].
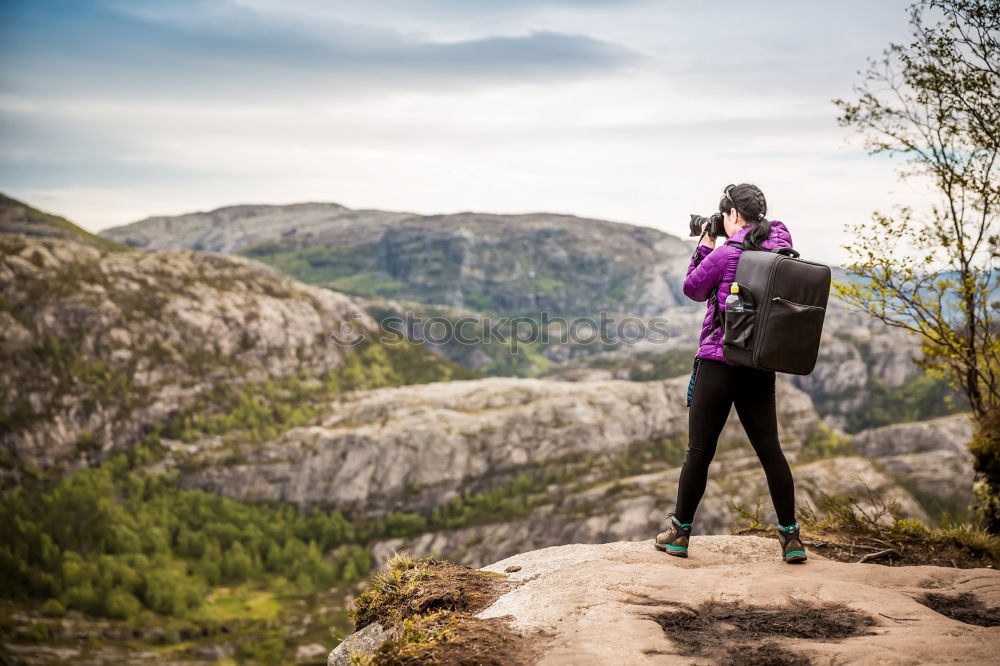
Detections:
[854, 413, 975, 515]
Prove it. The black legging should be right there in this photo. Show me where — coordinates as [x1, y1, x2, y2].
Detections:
[674, 358, 796, 527]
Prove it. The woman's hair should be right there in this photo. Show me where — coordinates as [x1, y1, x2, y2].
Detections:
[719, 183, 771, 251]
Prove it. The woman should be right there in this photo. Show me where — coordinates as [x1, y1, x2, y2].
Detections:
[653, 183, 806, 563]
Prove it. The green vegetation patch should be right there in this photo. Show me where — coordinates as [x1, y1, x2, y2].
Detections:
[799, 422, 857, 462]
[190, 588, 282, 624]
[242, 241, 414, 299]
[822, 367, 967, 434]
[0, 454, 373, 621]
[164, 335, 480, 446]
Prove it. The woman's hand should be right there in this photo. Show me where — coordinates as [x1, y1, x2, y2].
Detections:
[699, 223, 716, 249]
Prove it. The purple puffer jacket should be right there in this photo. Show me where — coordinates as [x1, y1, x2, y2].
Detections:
[683, 220, 793, 365]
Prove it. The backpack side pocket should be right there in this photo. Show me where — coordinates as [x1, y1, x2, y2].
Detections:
[723, 309, 755, 350]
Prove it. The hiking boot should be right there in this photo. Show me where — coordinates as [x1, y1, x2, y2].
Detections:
[777, 521, 807, 563]
[654, 513, 692, 557]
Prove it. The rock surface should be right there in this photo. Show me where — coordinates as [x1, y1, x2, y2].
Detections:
[327, 622, 398, 666]
[470, 538, 1000, 665]
[854, 413, 976, 514]
[179, 374, 827, 519]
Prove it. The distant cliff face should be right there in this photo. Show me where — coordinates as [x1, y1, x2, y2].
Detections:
[791, 297, 934, 431]
[101, 204, 695, 318]
[178, 375, 693, 516]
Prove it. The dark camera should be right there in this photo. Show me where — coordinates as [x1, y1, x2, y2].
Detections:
[689, 212, 727, 239]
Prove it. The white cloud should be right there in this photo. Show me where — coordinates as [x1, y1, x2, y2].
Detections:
[0, 0, 926, 266]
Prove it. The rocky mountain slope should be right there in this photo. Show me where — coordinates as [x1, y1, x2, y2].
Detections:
[0, 231, 474, 479]
[0, 193, 129, 252]
[98, 201, 411, 255]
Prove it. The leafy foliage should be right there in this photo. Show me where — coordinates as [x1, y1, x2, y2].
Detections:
[833, 0, 999, 527]
[970, 404, 1000, 530]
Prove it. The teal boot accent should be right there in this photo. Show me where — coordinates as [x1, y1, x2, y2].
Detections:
[777, 521, 807, 563]
[655, 513, 692, 558]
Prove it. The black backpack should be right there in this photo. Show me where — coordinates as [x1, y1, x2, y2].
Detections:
[712, 241, 831, 375]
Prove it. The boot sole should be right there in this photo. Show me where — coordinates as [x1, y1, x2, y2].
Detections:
[783, 553, 807, 563]
[654, 543, 688, 558]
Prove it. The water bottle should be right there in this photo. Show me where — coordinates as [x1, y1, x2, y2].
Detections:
[725, 283, 744, 312]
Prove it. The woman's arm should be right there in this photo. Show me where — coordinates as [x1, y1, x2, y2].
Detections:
[683, 245, 728, 302]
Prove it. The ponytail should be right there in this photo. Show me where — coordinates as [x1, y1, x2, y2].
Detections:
[742, 219, 772, 251]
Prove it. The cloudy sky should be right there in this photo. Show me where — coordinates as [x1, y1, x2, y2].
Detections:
[0, 0, 932, 264]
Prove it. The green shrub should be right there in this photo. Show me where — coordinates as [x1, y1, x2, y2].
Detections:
[104, 589, 141, 619]
[41, 598, 65, 618]
[22, 622, 50, 643]
[800, 422, 856, 461]
[842, 373, 966, 433]
[236, 628, 291, 665]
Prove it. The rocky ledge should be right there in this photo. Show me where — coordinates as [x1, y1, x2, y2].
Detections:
[337, 537, 1000, 665]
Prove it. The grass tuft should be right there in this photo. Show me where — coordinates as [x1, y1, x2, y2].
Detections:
[348, 552, 434, 631]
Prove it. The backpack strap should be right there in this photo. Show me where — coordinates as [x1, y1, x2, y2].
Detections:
[709, 291, 723, 336]
[708, 239, 747, 335]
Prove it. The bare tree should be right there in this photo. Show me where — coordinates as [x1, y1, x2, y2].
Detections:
[833, 0, 999, 528]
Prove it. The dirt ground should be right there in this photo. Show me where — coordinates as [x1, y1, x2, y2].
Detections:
[917, 591, 1000, 627]
[406, 560, 512, 618]
[642, 598, 876, 665]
